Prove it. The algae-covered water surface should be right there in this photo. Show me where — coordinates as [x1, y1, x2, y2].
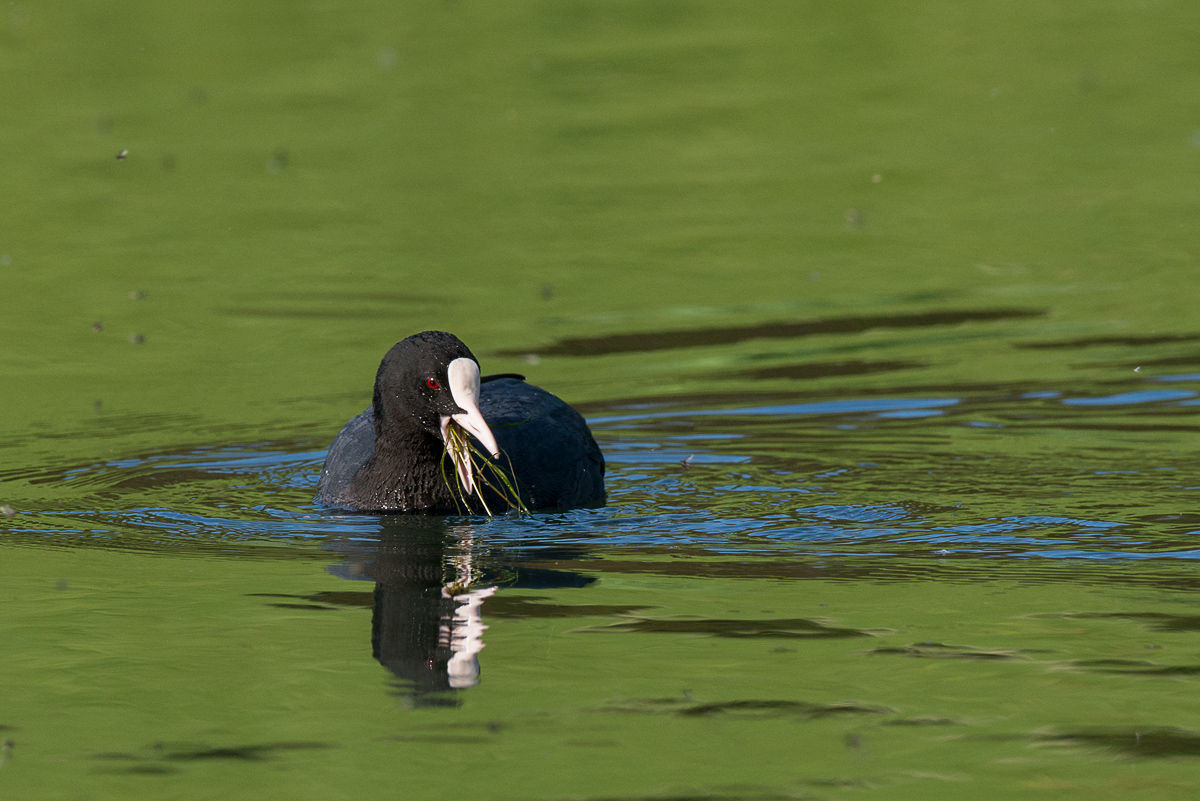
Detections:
[4, 1, 1200, 799]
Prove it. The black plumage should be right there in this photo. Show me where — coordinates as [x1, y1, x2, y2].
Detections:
[316, 331, 605, 513]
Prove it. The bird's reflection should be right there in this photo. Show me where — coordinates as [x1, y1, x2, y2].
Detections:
[358, 517, 488, 705]
[327, 515, 595, 707]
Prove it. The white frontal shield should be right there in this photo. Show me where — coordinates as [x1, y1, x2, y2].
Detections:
[438, 357, 501, 497]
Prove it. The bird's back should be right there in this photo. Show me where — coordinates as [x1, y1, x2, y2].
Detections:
[480, 378, 605, 510]
[315, 409, 375, 508]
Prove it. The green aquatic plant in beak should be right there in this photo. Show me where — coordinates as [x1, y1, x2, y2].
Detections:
[441, 421, 528, 516]
[435, 355, 525, 515]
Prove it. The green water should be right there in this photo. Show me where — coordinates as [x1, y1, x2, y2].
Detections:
[5, 1, 1200, 798]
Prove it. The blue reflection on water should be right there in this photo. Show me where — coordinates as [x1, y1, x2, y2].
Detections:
[876, 409, 944, 419]
[1152, 373, 1200, 382]
[589, 397, 959, 424]
[1061, 389, 1196, 405]
[9, 389, 1200, 563]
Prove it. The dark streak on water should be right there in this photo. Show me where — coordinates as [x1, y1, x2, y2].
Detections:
[600, 697, 891, 720]
[498, 308, 1046, 357]
[587, 617, 873, 639]
[734, 360, 923, 382]
[868, 643, 1032, 661]
[1037, 612, 1200, 633]
[990, 728, 1200, 759]
[1016, 334, 1200, 350]
[93, 741, 334, 765]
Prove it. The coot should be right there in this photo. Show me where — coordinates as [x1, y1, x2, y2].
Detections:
[316, 331, 605, 513]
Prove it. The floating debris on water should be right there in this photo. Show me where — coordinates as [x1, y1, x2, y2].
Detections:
[1, 505, 15, 519]
[377, 48, 398, 70]
[267, 148, 289, 174]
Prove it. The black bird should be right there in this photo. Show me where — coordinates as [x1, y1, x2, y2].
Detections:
[316, 331, 605, 513]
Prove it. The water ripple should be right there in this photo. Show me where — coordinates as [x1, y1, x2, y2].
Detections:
[3, 387, 1199, 566]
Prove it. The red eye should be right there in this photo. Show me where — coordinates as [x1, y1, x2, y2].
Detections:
[426, 378, 440, 389]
